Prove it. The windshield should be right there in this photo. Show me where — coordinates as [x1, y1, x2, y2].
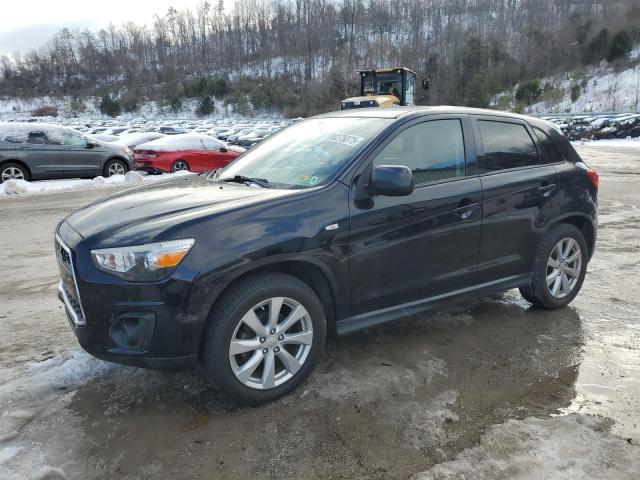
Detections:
[218, 117, 390, 189]
[362, 72, 403, 99]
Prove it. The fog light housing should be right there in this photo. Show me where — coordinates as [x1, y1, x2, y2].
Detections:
[109, 313, 155, 351]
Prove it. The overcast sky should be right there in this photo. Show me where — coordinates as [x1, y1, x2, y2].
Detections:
[0, 0, 213, 55]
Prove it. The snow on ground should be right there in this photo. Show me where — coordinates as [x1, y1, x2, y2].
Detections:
[0, 170, 193, 197]
[416, 415, 640, 480]
[0, 351, 116, 480]
[571, 137, 640, 149]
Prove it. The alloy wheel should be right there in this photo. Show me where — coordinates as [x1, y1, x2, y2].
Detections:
[107, 162, 126, 176]
[1, 167, 25, 182]
[173, 161, 189, 172]
[546, 237, 582, 299]
[228, 297, 313, 390]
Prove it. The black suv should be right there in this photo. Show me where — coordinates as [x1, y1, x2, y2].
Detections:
[55, 107, 598, 404]
[0, 122, 133, 182]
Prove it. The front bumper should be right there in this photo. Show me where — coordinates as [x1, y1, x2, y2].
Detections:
[55, 224, 205, 371]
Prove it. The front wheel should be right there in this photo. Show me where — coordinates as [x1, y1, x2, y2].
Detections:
[103, 158, 128, 177]
[1, 162, 30, 183]
[520, 224, 588, 309]
[200, 272, 326, 405]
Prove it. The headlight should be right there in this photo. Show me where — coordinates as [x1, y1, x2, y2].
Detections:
[91, 239, 195, 281]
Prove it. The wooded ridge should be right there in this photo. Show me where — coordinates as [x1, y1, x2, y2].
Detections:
[1, 0, 638, 117]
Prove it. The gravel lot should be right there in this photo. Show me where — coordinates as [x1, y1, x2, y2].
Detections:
[0, 144, 639, 479]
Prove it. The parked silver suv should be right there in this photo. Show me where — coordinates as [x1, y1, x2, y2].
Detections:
[0, 122, 133, 182]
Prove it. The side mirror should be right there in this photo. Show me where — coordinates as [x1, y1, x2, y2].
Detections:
[219, 146, 228, 153]
[368, 165, 414, 197]
[86, 140, 99, 148]
[422, 78, 430, 90]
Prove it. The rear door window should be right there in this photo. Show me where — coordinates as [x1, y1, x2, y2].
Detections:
[27, 130, 61, 145]
[373, 119, 466, 185]
[477, 120, 539, 173]
[533, 127, 564, 164]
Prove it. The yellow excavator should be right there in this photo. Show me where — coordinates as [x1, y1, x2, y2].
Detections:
[340, 67, 429, 110]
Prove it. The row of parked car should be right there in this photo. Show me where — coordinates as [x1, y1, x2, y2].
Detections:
[0, 118, 297, 182]
[75, 118, 295, 148]
[542, 113, 640, 141]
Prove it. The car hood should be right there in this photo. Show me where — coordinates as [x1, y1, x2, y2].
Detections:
[65, 174, 299, 244]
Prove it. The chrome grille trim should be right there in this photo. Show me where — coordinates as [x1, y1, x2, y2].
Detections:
[55, 234, 86, 327]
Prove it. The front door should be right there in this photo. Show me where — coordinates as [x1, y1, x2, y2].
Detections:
[348, 116, 482, 316]
[61, 130, 102, 177]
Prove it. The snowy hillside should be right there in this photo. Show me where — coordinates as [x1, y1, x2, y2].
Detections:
[0, 96, 252, 120]
[495, 49, 640, 114]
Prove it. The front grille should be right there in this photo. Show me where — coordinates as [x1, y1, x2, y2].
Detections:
[56, 239, 72, 271]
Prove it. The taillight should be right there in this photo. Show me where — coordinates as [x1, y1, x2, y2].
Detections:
[586, 169, 599, 190]
[134, 150, 158, 160]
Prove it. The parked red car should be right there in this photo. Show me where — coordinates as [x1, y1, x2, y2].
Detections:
[134, 134, 244, 173]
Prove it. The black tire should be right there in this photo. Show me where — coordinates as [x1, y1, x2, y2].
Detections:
[0, 162, 30, 183]
[170, 160, 190, 173]
[519, 224, 589, 309]
[200, 272, 326, 405]
[103, 158, 129, 177]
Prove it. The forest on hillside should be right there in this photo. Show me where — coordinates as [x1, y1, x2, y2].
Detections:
[1, 0, 639, 117]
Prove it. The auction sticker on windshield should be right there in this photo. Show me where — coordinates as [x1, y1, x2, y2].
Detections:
[299, 175, 320, 186]
[325, 133, 364, 147]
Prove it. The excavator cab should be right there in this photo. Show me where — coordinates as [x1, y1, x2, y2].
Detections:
[341, 67, 427, 110]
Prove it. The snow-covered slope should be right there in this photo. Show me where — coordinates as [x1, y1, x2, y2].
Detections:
[495, 49, 640, 114]
[0, 96, 239, 119]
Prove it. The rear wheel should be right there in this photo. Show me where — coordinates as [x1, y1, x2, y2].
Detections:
[520, 224, 588, 309]
[1, 162, 29, 183]
[170, 160, 190, 173]
[103, 158, 128, 177]
[200, 272, 326, 405]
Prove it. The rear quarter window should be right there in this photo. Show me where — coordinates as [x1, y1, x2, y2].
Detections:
[533, 126, 565, 164]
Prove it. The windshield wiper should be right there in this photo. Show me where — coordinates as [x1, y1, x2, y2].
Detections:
[219, 175, 272, 188]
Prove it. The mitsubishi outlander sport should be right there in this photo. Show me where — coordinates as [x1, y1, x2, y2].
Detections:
[55, 107, 598, 404]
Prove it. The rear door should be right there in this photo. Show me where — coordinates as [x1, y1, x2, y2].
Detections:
[61, 130, 102, 177]
[23, 128, 65, 178]
[348, 115, 483, 315]
[472, 116, 559, 283]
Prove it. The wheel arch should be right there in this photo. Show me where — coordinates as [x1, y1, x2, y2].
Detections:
[202, 259, 339, 336]
[552, 214, 596, 260]
[104, 156, 130, 172]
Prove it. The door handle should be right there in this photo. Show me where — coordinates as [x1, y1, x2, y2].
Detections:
[455, 199, 480, 219]
[20, 146, 30, 150]
[537, 183, 557, 197]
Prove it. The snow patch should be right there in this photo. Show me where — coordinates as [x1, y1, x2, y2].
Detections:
[0, 171, 194, 197]
[124, 170, 144, 185]
[571, 137, 640, 149]
[136, 133, 227, 151]
[416, 415, 640, 480]
[0, 351, 115, 479]
[3, 179, 29, 195]
[0, 446, 21, 465]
